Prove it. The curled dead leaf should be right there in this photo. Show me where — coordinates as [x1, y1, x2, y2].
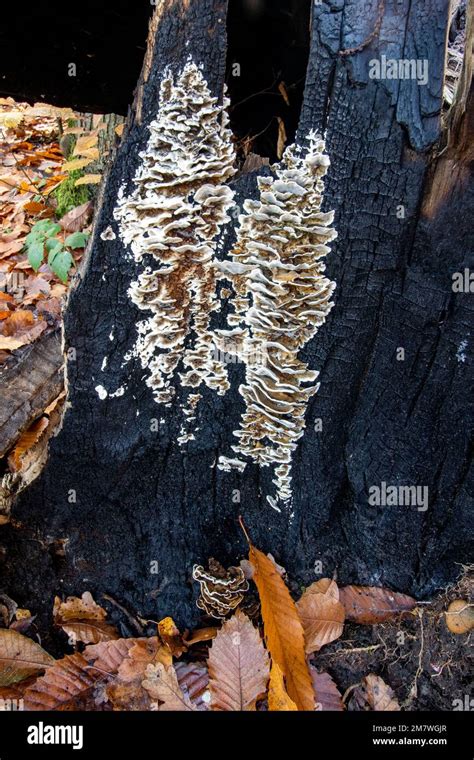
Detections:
[158, 616, 186, 657]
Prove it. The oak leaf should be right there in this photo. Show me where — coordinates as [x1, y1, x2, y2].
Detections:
[104, 638, 171, 711]
[142, 663, 196, 711]
[249, 544, 314, 710]
[208, 609, 269, 711]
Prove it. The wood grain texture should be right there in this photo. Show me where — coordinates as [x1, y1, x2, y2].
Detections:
[0, 330, 63, 458]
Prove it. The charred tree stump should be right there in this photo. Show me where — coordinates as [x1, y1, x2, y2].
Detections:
[0, 0, 473, 628]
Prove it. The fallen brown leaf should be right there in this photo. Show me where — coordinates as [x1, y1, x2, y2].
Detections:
[249, 544, 314, 710]
[53, 592, 107, 623]
[184, 626, 218, 646]
[0, 629, 54, 687]
[8, 416, 49, 472]
[175, 661, 210, 711]
[142, 662, 196, 711]
[309, 666, 345, 711]
[24, 653, 102, 710]
[158, 616, 186, 657]
[208, 609, 269, 711]
[349, 674, 400, 711]
[339, 585, 417, 624]
[59, 201, 93, 233]
[297, 579, 345, 653]
[268, 662, 297, 711]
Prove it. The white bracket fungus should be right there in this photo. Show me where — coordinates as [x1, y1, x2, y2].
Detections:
[114, 60, 337, 510]
[222, 132, 337, 507]
[114, 61, 236, 407]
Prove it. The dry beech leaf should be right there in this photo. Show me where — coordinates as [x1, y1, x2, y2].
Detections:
[84, 638, 136, 674]
[0, 675, 37, 701]
[0, 629, 54, 686]
[62, 157, 94, 172]
[53, 592, 118, 645]
[297, 579, 345, 653]
[175, 661, 210, 711]
[74, 174, 101, 186]
[208, 609, 269, 711]
[142, 662, 195, 711]
[349, 674, 400, 712]
[268, 662, 297, 711]
[309, 666, 345, 711]
[249, 544, 314, 710]
[445, 599, 474, 634]
[24, 653, 101, 710]
[0, 322, 46, 350]
[59, 201, 93, 233]
[158, 616, 186, 657]
[339, 585, 417, 624]
[3, 309, 34, 334]
[72, 134, 98, 155]
[115, 123, 124, 136]
[61, 621, 118, 646]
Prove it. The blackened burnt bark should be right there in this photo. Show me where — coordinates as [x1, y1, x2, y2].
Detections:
[1, 0, 472, 627]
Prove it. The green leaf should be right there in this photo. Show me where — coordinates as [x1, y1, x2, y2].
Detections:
[25, 231, 44, 246]
[50, 250, 73, 283]
[45, 238, 63, 254]
[27, 241, 45, 272]
[31, 219, 54, 233]
[44, 223, 62, 238]
[48, 246, 65, 268]
[65, 231, 89, 249]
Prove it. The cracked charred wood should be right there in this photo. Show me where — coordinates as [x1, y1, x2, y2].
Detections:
[0, 0, 472, 627]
